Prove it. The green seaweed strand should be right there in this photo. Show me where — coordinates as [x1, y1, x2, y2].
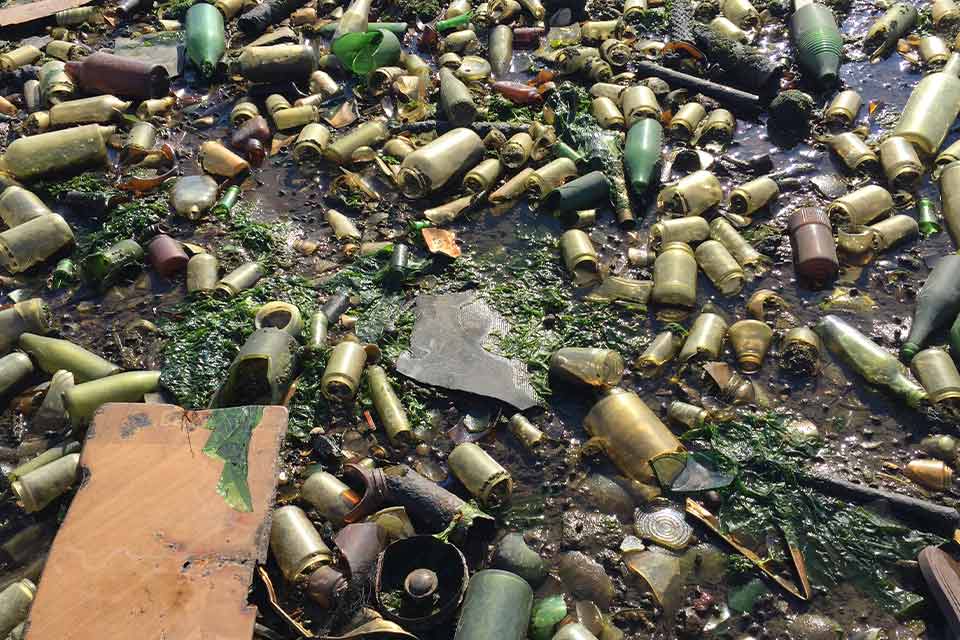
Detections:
[202, 405, 265, 512]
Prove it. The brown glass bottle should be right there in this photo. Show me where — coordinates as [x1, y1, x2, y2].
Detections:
[788, 208, 838, 285]
[65, 52, 169, 99]
[492, 81, 542, 105]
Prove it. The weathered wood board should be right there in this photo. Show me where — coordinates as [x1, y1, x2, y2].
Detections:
[24, 403, 288, 640]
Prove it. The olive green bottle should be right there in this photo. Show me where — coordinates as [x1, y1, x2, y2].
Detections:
[19, 333, 121, 382]
[63, 370, 161, 425]
[398, 128, 484, 199]
[29, 95, 130, 132]
[624, 118, 663, 198]
[817, 315, 926, 408]
[901, 254, 960, 361]
[0, 124, 115, 181]
[216, 328, 298, 406]
[186, 2, 226, 80]
[894, 52, 960, 155]
[454, 570, 533, 640]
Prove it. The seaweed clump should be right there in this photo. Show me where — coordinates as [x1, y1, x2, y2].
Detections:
[685, 412, 943, 614]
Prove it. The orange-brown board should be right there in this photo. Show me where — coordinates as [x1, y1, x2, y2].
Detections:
[24, 403, 288, 640]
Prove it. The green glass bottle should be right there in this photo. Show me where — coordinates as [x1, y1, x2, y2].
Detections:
[902, 254, 960, 361]
[817, 314, 927, 408]
[436, 11, 472, 31]
[950, 312, 960, 362]
[623, 118, 663, 199]
[918, 197, 942, 235]
[186, 3, 226, 80]
[211, 185, 241, 216]
[790, 0, 843, 88]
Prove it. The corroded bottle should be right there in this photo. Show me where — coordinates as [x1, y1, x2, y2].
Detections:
[19, 333, 120, 383]
[652, 242, 697, 310]
[325, 119, 389, 165]
[398, 128, 484, 199]
[911, 348, 960, 407]
[0, 124, 114, 181]
[900, 254, 960, 360]
[549, 347, 624, 389]
[894, 52, 960, 155]
[453, 570, 532, 640]
[65, 52, 170, 99]
[30, 95, 131, 132]
[817, 314, 926, 407]
[0, 299, 49, 354]
[0, 186, 52, 227]
[63, 371, 161, 425]
[235, 45, 317, 83]
[449, 442, 512, 507]
[439, 67, 476, 126]
[366, 365, 413, 445]
[0, 214, 74, 274]
[582, 388, 683, 482]
[490, 24, 513, 78]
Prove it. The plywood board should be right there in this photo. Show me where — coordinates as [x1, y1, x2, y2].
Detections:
[0, 0, 92, 28]
[24, 402, 288, 640]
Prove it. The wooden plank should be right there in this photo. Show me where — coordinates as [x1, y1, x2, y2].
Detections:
[24, 403, 288, 640]
[0, 0, 92, 28]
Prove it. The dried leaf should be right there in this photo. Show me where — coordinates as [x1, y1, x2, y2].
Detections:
[421, 227, 461, 258]
[115, 143, 178, 194]
[270, 134, 296, 156]
[324, 100, 358, 128]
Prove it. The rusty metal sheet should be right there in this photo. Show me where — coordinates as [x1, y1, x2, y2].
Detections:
[0, 0, 92, 27]
[24, 403, 289, 640]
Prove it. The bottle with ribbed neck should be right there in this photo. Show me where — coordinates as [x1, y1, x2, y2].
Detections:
[901, 254, 960, 360]
[185, 3, 225, 80]
[894, 52, 960, 156]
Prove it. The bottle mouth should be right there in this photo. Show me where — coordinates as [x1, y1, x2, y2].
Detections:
[149, 68, 171, 99]
[399, 168, 429, 199]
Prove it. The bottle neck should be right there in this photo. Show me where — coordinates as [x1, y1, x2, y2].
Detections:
[943, 52, 960, 77]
